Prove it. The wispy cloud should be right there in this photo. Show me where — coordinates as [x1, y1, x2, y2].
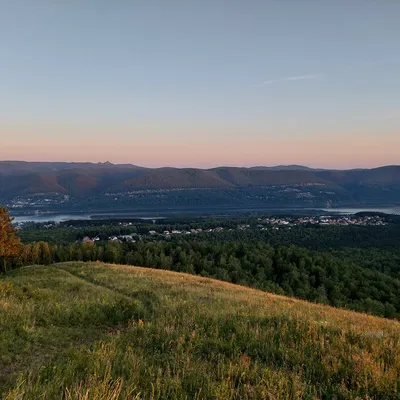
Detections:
[261, 73, 322, 86]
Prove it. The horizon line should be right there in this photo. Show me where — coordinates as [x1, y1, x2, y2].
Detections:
[0, 159, 399, 171]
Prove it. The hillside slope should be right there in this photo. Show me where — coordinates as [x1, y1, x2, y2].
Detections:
[1, 262, 400, 399]
[1, 162, 400, 200]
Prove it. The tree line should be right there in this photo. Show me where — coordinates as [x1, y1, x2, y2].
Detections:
[5, 239, 399, 319]
[2, 207, 400, 319]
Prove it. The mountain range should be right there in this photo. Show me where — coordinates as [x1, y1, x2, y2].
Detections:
[1, 161, 399, 209]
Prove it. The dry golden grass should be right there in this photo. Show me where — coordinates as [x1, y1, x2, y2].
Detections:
[1, 262, 400, 399]
[102, 262, 400, 333]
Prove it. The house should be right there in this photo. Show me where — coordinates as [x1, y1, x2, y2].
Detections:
[120, 235, 135, 242]
[82, 236, 94, 244]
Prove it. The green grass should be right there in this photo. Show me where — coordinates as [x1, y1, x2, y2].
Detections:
[1, 262, 400, 399]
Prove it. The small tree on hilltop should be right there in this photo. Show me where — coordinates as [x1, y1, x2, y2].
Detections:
[0, 207, 21, 273]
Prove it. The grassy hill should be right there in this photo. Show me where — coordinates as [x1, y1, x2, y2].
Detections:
[1, 263, 400, 399]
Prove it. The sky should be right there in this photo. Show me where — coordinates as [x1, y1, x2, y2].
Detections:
[1, 0, 399, 169]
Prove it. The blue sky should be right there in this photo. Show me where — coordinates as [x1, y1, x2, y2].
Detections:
[1, 1, 399, 168]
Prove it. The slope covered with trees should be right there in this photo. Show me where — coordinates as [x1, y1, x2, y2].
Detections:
[1, 162, 400, 208]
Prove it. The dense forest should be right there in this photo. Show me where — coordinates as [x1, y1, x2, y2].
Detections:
[4, 212, 400, 320]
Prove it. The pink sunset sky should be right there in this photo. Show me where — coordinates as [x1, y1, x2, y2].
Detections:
[1, 122, 399, 169]
[1, 2, 399, 169]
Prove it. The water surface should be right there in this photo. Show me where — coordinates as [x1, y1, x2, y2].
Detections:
[12, 206, 400, 223]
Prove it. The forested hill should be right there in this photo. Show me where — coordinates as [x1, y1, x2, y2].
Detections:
[1, 161, 400, 207]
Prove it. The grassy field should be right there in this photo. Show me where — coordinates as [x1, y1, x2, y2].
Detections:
[1, 262, 400, 399]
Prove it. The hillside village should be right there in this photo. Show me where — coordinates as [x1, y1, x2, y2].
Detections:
[76, 214, 387, 244]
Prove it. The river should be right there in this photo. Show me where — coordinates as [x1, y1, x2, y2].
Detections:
[10, 206, 400, 223]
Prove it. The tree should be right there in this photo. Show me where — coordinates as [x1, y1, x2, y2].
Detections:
[38, 241, 52, 265]
[0, 207, 21, 273]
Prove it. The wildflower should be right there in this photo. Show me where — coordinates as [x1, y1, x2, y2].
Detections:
[239, 354, 251, 369]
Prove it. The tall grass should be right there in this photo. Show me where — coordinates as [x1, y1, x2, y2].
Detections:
[1, 262, 400, 399]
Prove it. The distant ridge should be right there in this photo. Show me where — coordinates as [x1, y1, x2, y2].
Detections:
[249, 165, 326, 171]
[0, 161, 399, 202]
[1, 160, 393, 174]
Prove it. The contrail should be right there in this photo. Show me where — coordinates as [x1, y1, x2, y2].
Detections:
[262, 73, 321, 86]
